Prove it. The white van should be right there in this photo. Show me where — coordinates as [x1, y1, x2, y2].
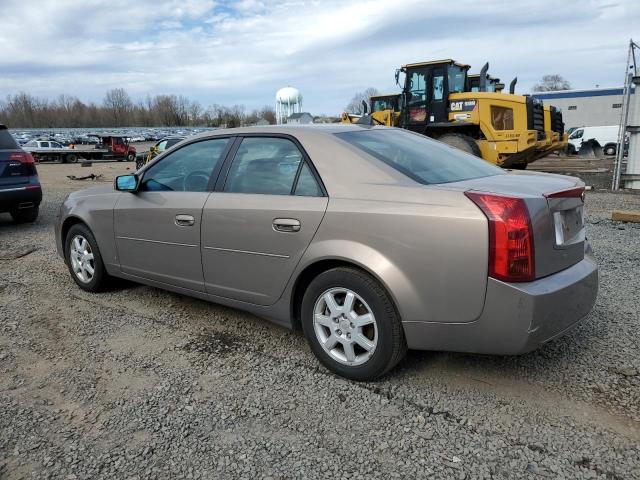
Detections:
[568, 125, 620, 155]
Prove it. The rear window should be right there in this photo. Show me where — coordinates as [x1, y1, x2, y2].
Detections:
[0, 129, 19, 150]
[336, 129, 503, 185]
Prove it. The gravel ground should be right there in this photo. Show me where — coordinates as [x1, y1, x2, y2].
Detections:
[1, 163, 639, 479]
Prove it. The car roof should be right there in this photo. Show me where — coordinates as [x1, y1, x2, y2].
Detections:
[191, 123, 374, 140]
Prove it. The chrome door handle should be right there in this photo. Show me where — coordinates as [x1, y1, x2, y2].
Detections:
[175, 214, 195, 227]
[273, 218, 301, 232]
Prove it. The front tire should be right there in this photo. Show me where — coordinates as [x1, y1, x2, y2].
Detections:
[127, 153, 135, 162]
[10, 206, 39, 223]
[65, 224, 110, 292]
[437, 133, 482, 157]
[301, 267, 406, 381]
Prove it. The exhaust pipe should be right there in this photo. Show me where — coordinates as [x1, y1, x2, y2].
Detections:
[479, 62, 489, 92]
[361, 100, 368, 115]
[509, 77, 518, 94]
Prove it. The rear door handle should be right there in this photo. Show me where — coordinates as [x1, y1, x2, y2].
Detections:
[175, 214, 195, 227]
[273, 218, 301, 232]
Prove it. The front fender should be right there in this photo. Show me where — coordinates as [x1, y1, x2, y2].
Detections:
[57, 191, 120, 274]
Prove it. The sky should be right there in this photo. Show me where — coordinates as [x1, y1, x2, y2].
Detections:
[0, 0, 638, 115]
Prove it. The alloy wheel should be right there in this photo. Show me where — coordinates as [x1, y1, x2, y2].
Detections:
[69, 235, 95, 283]
[313, 287, 378, 366]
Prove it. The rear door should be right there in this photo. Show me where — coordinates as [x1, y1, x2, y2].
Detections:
[201, 135, 328, 305]
[114, 137, 232, 291]
[0, 129, 28, 188]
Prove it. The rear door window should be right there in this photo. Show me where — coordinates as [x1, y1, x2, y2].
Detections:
[224, 137, 305, 195]
[336, 129, 503, 185]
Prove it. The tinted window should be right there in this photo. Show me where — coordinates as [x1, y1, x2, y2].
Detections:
[140, 138, 230, 192]
[448, 66, 466, 93]
[166, 138, 183, 148]
[571, 129, 584, 139]
[225, 137, 303, 195]
[295, 162, 322, 197]
[433, 75, 444, 101]
[0, 130, 18, 149]
[40, 142, 50, 148]
[336, 129, 503, 185]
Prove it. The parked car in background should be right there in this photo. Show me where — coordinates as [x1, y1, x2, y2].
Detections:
[0, 125, 42, 223]
[23, 140, 80, 163]
[135, 136, 185, 169]
[568, 125, 621, 155]
[56, 125, 598, 380]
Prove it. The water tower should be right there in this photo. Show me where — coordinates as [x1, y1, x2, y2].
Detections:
[276, 87, 302, 124]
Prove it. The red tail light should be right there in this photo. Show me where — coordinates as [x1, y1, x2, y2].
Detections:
[465, 191, 535, 282]
[10, 152, 35, 165]
[544, 186, 585, 199]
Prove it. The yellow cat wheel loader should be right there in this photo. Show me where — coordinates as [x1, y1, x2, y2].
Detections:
[342, 59, 566, 168]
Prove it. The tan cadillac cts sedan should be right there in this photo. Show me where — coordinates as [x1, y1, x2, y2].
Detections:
[55, 125, 598, 380]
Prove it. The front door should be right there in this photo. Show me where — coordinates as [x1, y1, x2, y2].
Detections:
[429, 65, 447, 123]
[405, 68, 428, 127]
[114, 137, 232, 292]
[201, 136, 328, 305]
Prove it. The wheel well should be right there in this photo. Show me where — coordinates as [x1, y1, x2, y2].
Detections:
[289, 259, 396, 331]
[60, 216, 86, 248]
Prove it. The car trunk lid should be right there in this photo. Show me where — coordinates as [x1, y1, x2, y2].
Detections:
[438, 171, 586, 279]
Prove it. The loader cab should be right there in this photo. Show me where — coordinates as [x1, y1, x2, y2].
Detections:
[370, 94, 401, 113]
[400, 59, 469, 129]
[468, 74, 502, 93]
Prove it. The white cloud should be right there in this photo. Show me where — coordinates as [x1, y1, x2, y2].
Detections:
[0, 0, 638, 114]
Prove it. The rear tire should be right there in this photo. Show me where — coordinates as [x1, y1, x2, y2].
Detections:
[603, 144, 616, 156]
[10, 206, 39, 223]
[64, 224, 110, 292]
[65, 153, 78, 163]
[301, 267, 406, 381]
[437, 133, 482, 157]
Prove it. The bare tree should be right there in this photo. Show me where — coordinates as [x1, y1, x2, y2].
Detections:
[188, 101, 203, 126]
[532, 75, 572, 92]
[345, 87, 379, 114]
[103, 88, 133, 126]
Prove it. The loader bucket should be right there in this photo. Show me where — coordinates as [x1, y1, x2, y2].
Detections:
[578, 139, 602, 157]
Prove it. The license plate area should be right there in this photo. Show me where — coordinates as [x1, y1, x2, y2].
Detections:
[553, 205, 585, 247]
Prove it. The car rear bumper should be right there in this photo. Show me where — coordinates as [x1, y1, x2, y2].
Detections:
[0, 185, 42, 212]
[402, 255, 598, 354]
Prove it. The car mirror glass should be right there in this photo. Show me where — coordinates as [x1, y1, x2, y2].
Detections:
[115, 174, 138, 192]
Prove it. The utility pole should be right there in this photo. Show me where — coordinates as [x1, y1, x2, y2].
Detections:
[612, 39, 639, 190]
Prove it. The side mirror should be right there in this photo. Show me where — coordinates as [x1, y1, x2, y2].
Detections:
[115, 174, 139, 192]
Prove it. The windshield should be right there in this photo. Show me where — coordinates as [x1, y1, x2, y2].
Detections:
[371, 97, 397, 112]
[336, 129, 503, 185]
[448, 65, 466, 94]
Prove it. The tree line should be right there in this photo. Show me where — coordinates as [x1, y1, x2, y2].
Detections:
[0, 88, 277, 128]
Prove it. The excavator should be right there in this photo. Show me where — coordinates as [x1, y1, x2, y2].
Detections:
[341, 59, 567, 168]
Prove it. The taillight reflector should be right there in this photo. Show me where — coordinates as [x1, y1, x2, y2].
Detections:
[465, 191, 535, 282]
[10, 152, 35, 165]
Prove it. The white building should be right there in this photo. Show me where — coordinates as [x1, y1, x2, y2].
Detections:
[531, 87, 634, 129]
[286, 112, 314, 124]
